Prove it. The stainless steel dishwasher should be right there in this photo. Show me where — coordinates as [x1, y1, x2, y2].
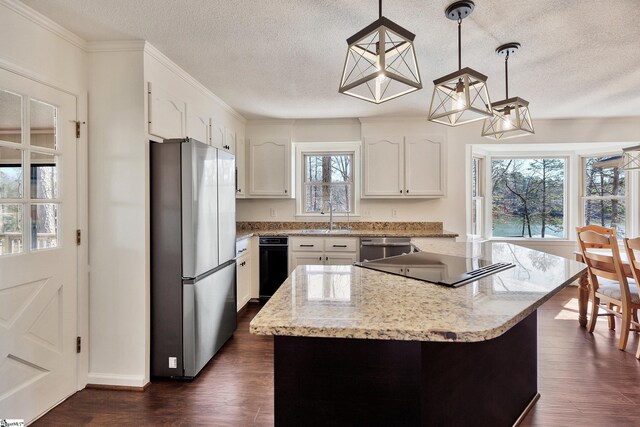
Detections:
[259, 236, 289, 301]
[359, 237, 416, 262]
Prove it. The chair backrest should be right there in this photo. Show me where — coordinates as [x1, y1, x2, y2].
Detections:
[624, 237, 640, 286]
[576, 230, 629, 298]
[576, 225, 617, 248]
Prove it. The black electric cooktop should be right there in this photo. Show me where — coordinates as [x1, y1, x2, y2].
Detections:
[354, 251, 515, 287]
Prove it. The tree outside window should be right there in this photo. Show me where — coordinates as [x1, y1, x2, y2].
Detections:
[583, 156, 625, 236]
[491, 158, 565, 238]
[303, 153, 353, 214]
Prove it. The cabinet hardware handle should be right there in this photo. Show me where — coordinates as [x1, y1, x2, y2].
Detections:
[400, 189, 403, 193]
[284, 189, 288, 193]
[223, 145, 230, 149]
[319, 256, 322, 261]
[300, 244, 314, 247]
[406, 189, 409, 193]
[332, 245, 347, 248]
[238, 248, 247, 253]
[325, 256, 328, 261]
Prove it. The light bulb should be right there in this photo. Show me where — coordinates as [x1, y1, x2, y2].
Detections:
[451, 80, 467, 111]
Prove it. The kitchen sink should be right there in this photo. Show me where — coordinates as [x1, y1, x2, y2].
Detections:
[297, 229, 353, 234]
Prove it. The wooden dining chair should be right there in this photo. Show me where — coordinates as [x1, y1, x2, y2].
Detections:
[623, 237, 640, 359]
[576, 229, 640, 351]
[576, 225, 619, 329]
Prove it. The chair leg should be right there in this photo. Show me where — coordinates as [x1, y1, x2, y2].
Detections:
[619, 309, 631, 351]
[636, 341, 640, 359]
[588, 296, 600, 333]
[633, 309, 639, 331]
[607, 303, 616, 330]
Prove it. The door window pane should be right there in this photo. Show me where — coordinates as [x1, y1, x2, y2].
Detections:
[0, 89, 22, 145]
[30, 203, 58, 250]
[0, 146, 23, 199]
[30, 151, 58, 199]
[30, 99, 57, 150]
[0, 203, 22, 255]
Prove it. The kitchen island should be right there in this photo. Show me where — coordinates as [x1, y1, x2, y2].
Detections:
[250, 240, 585, 426]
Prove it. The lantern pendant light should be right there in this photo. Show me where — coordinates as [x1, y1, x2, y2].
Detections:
[338, 0, 422, 104]
[481, 43, 535, 139]
[428, 1, 492, 126]
[621, 145, 640, 170]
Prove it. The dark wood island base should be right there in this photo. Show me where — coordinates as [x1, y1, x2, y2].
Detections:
[275, 311, 538, 427]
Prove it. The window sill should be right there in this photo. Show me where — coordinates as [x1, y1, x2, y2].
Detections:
[489, 237, 576, 245]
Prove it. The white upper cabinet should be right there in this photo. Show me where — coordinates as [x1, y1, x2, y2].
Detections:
[405, 137, 445, 196]
[235, 133, 246, 198]
[147, 82, 186, 139]
[363, 135, 445, 198]
[186, 108, 211, 145]
[211, 122, 225, 151]
[249, 138, 291, 197]
[363, 137, 404, 196]
[225, 128, 236, 154]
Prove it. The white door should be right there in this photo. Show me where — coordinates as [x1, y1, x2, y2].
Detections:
[0, 69, 78, 424]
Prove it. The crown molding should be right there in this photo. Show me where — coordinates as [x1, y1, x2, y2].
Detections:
[143, 42, 246, 124]
[87, 40, 146, 52]
[1, 0, 87, 50]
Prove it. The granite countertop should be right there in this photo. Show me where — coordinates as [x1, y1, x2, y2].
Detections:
[249, 240, 586, 342]
[237, 229, 458, 240]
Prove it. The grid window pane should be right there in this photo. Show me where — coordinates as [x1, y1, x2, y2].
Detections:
[584, 157, 625, 196]
[303, 153, 353, 214]
[30, 151, 58, 199]
[0, 203, 23, 255]
[0, 146, 23, 199]
[492, 158, 565, 238]
[585, 199, 626, 237]
[0, 89, 22, 145]
[30, 203, 58, 250]
[30, 99, 57, 150]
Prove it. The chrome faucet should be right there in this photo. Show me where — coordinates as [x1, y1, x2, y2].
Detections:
[321, 201, 335, 230]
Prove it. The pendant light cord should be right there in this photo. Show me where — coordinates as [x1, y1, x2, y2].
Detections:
[379, 0, 382, 18]
[457, 18, 462, 70]
[505, 52, 510, 98]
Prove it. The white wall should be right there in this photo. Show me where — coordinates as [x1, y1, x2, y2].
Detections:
[87, 49, 148, 387]
[237, 116, 640, 257]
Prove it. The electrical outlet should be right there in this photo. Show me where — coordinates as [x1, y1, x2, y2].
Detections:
[391, 209, 398, 218]
[169, 357, 177, 369]
[270, 208, 277, 217]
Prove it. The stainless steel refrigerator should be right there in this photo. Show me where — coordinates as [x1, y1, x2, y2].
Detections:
[150, 137, 237, 378]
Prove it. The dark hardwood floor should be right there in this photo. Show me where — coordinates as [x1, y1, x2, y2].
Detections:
[36, 287, 640, 426]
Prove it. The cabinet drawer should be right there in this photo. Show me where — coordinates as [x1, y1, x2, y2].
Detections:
[324, 238, 358, 252]
[290, 237, 324, 252]
[236, 237, 250, 258]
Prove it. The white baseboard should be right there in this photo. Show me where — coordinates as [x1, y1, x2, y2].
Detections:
[87, 372, 148, 388]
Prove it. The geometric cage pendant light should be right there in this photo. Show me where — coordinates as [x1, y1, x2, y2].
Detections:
[621, 144, 640, 171]
[481, 43, 535, 139]
[338, 0, 422, 104]
[428, 1, 492, 126]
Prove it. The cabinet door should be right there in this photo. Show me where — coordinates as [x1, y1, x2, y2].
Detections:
[325, 253, 357, 265]
[289, 252, 324, 274]
[186, 109, 210, 145]
[211, 122, 225, 150]
[363, 137, 404, 197]
[236, 254, 251, 311]
[236, 134, 246, 198]
[225, 128, 236, 154]
[148, 82, 186, 139]
[405, 137, 445, 197]
[249, 138, 291, 197]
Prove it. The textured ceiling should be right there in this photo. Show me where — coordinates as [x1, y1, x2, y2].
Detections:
[22, 0, 640, 120]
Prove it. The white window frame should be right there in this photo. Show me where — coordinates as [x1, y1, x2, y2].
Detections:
[488, 154, 571, 240]
[469, 155, 485, 238]
[294, 142, 361, 218]
[579, 153, 629, 236]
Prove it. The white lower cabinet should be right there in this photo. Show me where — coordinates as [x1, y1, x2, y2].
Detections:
[289, 237, 358, 274]
[236, 238, 252, 311]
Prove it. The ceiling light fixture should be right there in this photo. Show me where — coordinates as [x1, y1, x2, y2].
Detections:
[621, 145, 640, 170]
[338, 0, 422, 104]
[481, 43, 535, 139]
[427, 1, 492, 126]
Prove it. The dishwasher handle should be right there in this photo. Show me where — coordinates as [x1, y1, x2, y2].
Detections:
[361, 242, 413, 247]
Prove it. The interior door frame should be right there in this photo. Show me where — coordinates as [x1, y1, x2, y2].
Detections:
[0, 61, 90, 391]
